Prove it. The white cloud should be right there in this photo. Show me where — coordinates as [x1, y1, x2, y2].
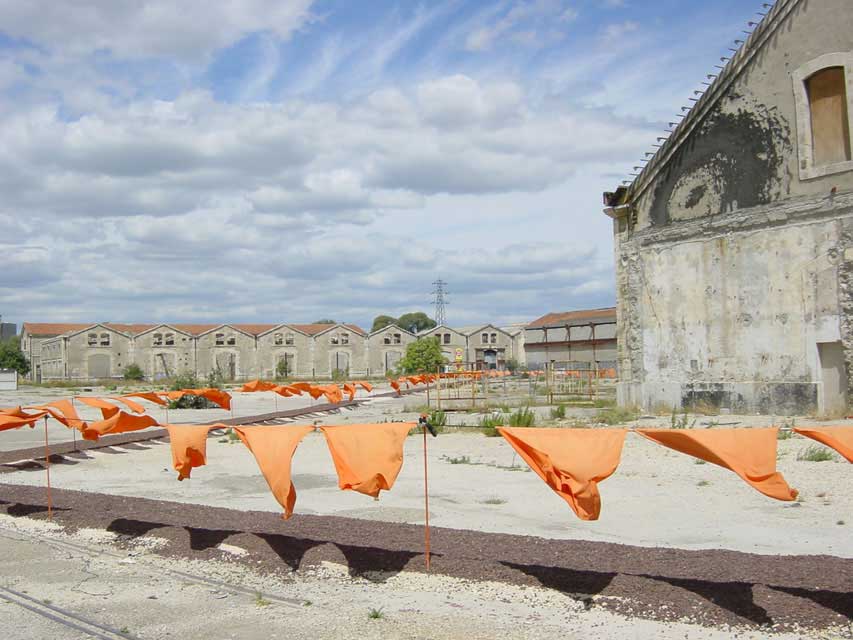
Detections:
[0, 0, 314, 62]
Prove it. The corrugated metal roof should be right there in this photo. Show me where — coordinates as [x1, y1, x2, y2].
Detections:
[527, 308, 616, 328]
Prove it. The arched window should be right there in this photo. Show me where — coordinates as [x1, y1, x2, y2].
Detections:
[165, 333, 175, 346]
[793, 54, 853, 179]
[88, 333, 98, 346]
[490, 333, 497, 344]
[226, 334, 236, 346]
[443, 333, 451, 344]
[100, 333, 110, 346]
[392, 333, 401, 345]
[274, 333, 283, 345]
[153, 333, 163, 346]
[215, 333, 225, 346]
[481, 333, 489, 344]
[285, 333, 294, 345]
[340, 332, 350, 345]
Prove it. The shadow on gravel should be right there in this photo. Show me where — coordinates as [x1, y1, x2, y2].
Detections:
[769, 585, 853, 620]
[642, 575, 772, 625]
[185, 526, 240, 551]
[107, 518, 169, 538]
[336, 543, 422, 581]
[4, 502, 70, 518]
[502, 561, 616, 607]
[254, 532, 324, 571]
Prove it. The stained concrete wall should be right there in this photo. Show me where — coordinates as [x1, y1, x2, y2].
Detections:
[195, 328, 257, 381]
[62, 327, 133, 380]
[367, 325, 416, 375]
[133, 327, 196, 379]
[311, 326, 368, 377]
[610, 0, 853, 413]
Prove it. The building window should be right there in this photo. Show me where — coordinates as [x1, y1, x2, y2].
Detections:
[215, 333, 225, 345]
[341, 332, 349, 345]
[165, 333, 175, 346]
[285, 333, 294, 345]
[100, 333, 110, 346]
[793, 53, 853, 180]
[807, 67, 851, 166]
[330, 335, 339, 345]
[443, 333, 451, 344]
[274, 333, 283, 346]
[226, 335, 236, 346]
[482, 333, 489, 344]
[490, 333, 497, 344]
[393, 333, 401, 345]
[153, 333, 163, 346]
[384, 335, 391, 345]
[88, 333, 97, 346]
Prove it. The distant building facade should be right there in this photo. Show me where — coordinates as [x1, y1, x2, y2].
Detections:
[21, 320, 523, 381]
[524, 308, 617, 371]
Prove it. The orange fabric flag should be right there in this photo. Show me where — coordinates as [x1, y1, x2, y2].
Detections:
[108, 396, 146, 414]
[121, 391, 168, 406]
[637, 428, 797, 501]
[290, 382, 313, 393]
[165, 424, 218, 480]
[354, 381, 373, 393]
[0, 410, 47, 432]
[307, 386, 325, 400]
[322, 385, 343, 404]
[76, 397, 123, 419]
[28, 400, 86, 430]
[390, 379, 401, 394]
[343, 383, 356, 402]
[498, 427, 627, 521]
[273, 385, 294, 397]
[81, 412, 159, 441]
[794, 427, 853, 463]
[235, 425, 314, 519]
[241, 379, 278, 392]
[320, 423, 414, 498]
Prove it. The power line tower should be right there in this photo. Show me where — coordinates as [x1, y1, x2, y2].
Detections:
[432, 279, 448, 326]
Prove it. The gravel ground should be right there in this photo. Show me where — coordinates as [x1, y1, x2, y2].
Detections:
[0, 482, 850, 635]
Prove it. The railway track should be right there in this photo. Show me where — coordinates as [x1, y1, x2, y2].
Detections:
[0, 521, 306, 629]
[0, 583, 140, 640]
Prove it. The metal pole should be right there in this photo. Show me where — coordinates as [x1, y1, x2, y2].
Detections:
[422, 423, 431, 572]
[43, 417, 52, 520]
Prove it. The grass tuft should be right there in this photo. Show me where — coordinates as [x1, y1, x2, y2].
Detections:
[368, 607, 385, 620]
[797, 445, 835, 462]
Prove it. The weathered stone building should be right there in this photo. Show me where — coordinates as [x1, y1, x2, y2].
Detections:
[419, 324, 525, 370]
[524, 308, 617, 371]
[603, 0, 853, 414]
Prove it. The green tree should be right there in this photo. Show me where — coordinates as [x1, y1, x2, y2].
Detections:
[0, 337, 30, 376]
[313, 319, 336, 324]
[398, 338, 447, 374]
[123, 363, 145, 381]
[275, 358, 290, 380]
[371, 315, 397, 332]
[396, 312, 437, 334]
[505, 358, 520, 374]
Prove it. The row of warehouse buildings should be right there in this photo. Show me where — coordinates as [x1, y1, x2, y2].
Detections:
[19, 308, 617, 382]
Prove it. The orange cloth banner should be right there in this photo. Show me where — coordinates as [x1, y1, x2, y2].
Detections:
[320, 423, 414, 498]
[0, 409, 47, 432]
[235, 425, 314, 519]
[794, 427, 853, 463]
[76, 397, 123, 419]
[121, 391, 168, 406]
[637, 428, 798, 501]
[28, 400, 86, 430]
[165, 424, 220, 480]
[81, 412, 159, 441]
[241, 379, 278, 392]
[498, 427, 627, 521]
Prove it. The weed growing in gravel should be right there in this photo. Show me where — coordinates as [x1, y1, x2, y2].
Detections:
[445, 455, 472, 465]
[479, 414, 504, 437]
[481, 497, 507, 505]
[696, 480, 710, 487]
[254, 592, 271, 607]
[368, 608, 385, 620]
[429, 409, 447, 427]
[694, 459, 707, 465]
[777, 428, 794, 440]
[797, 445, 835, 462]
[596, 406, 637, 425]
[508, 407, 535, 427]
[225, 428, 240, 444]
[838, 520, 846, 525]
[671, 409, 696, 430]
[120, 627, 130, 635]
[550, 404, 566, 420]
[304, 600, 313, 606]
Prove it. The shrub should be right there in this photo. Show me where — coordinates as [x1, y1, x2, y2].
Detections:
[275, 359, 290, 381]
[167, 372, 214, 409]
[331, 368, 348, 382]
[123, 363, 145, 381]
[550, 404, 566, 420]
[429, 409, 447, 427]
[797, 445, 835, 462]
[505, 358, 520, 374]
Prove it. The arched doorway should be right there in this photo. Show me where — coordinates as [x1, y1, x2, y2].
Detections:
[88, 353, 111, 379]
[215, 352, 237, 381]
[385, 350, 402, 372]
[331, 351, 350, 376]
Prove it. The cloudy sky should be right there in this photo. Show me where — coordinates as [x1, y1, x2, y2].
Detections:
[1, 0, 763, 330]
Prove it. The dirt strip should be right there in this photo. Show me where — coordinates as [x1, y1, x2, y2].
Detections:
[0, 483, 850, 633]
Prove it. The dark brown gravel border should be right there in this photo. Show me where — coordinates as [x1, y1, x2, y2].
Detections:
[0, 483, 850, 633]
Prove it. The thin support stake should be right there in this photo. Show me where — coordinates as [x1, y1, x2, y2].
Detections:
[43, 417, 52, 520]
[422, 424, 431, 572]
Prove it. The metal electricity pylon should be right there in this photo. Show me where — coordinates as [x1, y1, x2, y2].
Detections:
[431, 279, 448, 326]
